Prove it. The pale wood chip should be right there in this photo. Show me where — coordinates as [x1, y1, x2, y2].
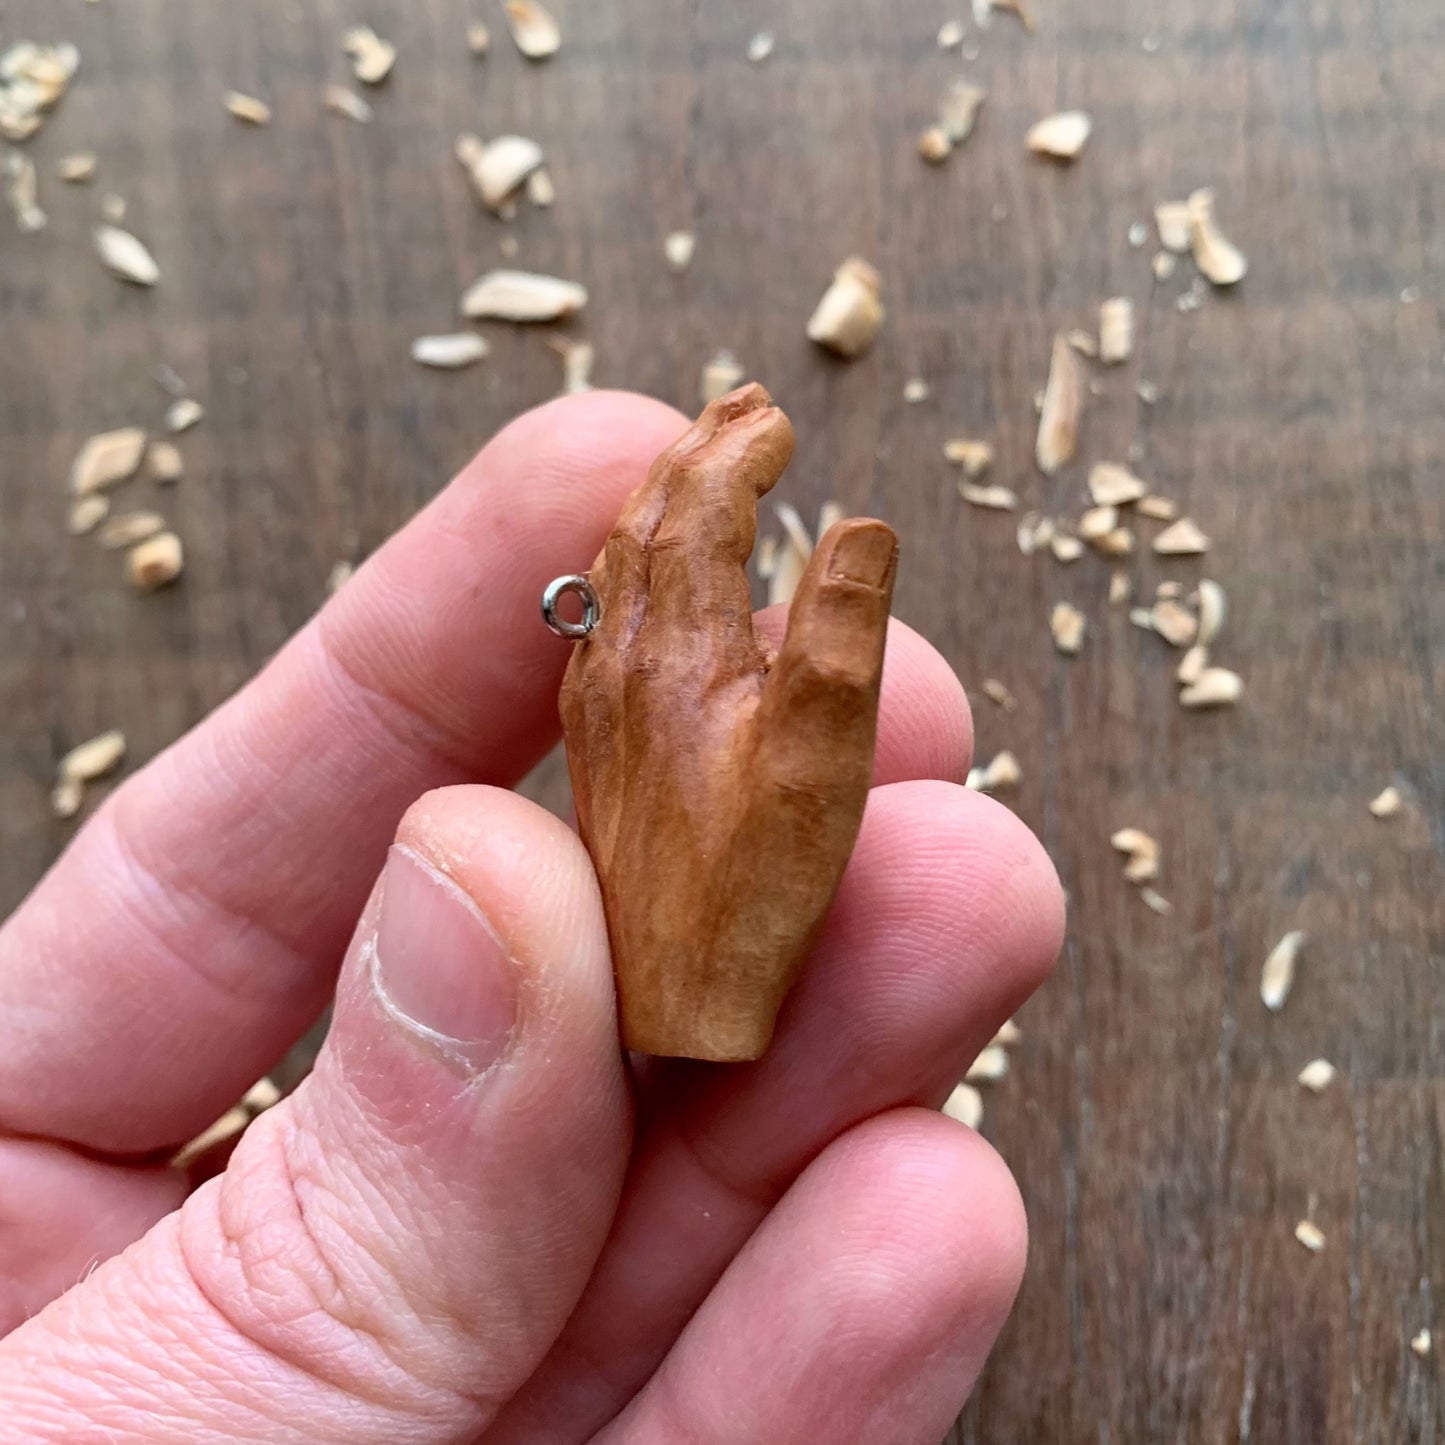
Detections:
[944, 437, 994, 477]
[5, 148, 45, 231]
[991, 0, 1036, 31]
[1154, 200, 1191, 253]
[967, 750, 1021, 792]
[1088, 462, 1147, 507]
[70, 426, 147, 494]
[412, 332, 490, 369]
[324, 84, 373, 122]
[59, 729, 126, 784]
[768, 502, 811, 607]
[992, 1018, 1022, 1047]
[1298, 1058, 1336, 1094]
[1078, 504, 1117, 541]
[1064, 327, 1098, 357]
[938, 81, 985, 144]
[1188, 188, 1247, 285]
[1111, 827, 1160, 884]
[549, 334, 594, 393]
[171, 1106, 249, 1167]
[1050, 533, 1084, 563]
[67, 494, 109, 535]
[99, 510, 165, 549]
[1017, 511, 1041, 556]
[1152, 251, 1177, 281]
[982, 677, 1017, 710]
[1294, 1219, 1326, 1253]
[100, 192, 126, 223]
[1137, 494, 1177, 521]
[1151, 597, 1198, 647]
[127, 531, 184, 591]
[1050, 601, 1085, 655]
[165, 397, 204, 434]
[937, 18, 966, 48]
[1127, 221, 1148, 247]
[1139, 886, 1173, 915]
[1036, 333, 1082, 474]
[327, 560, 355, 594]
[942, 1082, 983, 1128]
[343, 24, 397, 83]
[1098, 296, 1134, 364]
[1027, 110, 1091, 161]
[57, 150, 97, 183]
[746, 30, 775, 63]
[1136, 379, 1160, 405]
[1180, 667, 1243, 708]
[1412, 1329, 1432, 1358]
[467, 22, 492, 55]
[1108, 569, 1131, 605]
[965, 1044, 1010, 1083]
[457, 132, 546, 211]
[755, 535, 778, 580]
[526, 165, 555, 207]
[664, 230, 696, 272]
[1094, 526, 1134, 556]
[902, 377, 930, 404]
[224, 91, 271, 125]
[918, 125, 953, 163]
[701, 349, 745, 405]
[95, 223, 159, 285]
[816, 501, 846, 539]
[1368, 785, 1403, 819]
[242, 1077, 282, 1112]
[461, 269, 587, 321]
[1176, 644, 1208, 685]
[960, 482, 1018, 511]
[1195, 578, 1225, 645]
[806, 257, 884, 358]
[1152, 517, 1209, 555]
[1129, 606, 1155, 631]
[1261, 930, 1305, 1011]
[149, 440, 183, 483]
[51, 776, 84, 819]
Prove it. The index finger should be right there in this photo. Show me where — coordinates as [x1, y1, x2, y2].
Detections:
[0, 391, 688, 1154]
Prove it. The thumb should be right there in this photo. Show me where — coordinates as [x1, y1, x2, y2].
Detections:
[0, 786, 631, 1444]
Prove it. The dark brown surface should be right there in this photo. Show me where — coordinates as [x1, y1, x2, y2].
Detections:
[2, 1, 1442, 1440]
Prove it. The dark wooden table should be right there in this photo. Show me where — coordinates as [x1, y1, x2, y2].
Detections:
[3, 1, 1441, 1439]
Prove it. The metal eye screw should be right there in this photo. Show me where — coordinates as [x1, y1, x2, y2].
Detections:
[542, 574, 601, 640]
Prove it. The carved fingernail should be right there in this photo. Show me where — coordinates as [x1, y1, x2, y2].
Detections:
[828, 523, 897, 589]
[371, 847, 518, 1073]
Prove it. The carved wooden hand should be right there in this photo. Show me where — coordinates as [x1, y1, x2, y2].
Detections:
[559, 384, 898, 1061]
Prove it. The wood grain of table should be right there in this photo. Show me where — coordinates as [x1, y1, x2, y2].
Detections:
[2, 1, 1441, 1440]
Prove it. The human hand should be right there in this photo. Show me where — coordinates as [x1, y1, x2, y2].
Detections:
[0, 392, 1064, 1444]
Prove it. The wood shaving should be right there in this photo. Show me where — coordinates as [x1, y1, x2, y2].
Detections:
[1139, 887, 1172, 915]
[57, 150, 97, 182]
[223, 91, 271, 125]
[982, 678, 1017, 710]
[1093, 526, 1134, 557]
[70, 427, 147, 495]
[701, 349, 745, 404]
[1136, 379, 1160, 405]
[1294, 1219, 1326, 1253]
[1180, 667, 1242, 708]
[1155, 200, 1191, 253]
[1261, 930, 1305, 1011]
[51, 776, 84, 819]
[323, 84, 373, 122]
[171, 1106, 249, 1167]
[343, 25, 397, 84]
[127, 531, 184, 591]
[549, 334, 594, 393]
[1151, 597, 1198, 647]
[461, 269, 587, 321]
[165, 398, 204, 433]
[965, 1044, 1010, 1082]
[99, 510, 165, 549]
[991, 0, 1036, 30]
[0, 41, 80, 141]
[756, 535, 778, 580]
[806, 257, 884, 358]
[1088, 462, 1147, 506]
[1016, 512, 1040, 556]
[327, 560, 355, 594]
[1176, 644, 1208, 685]
[1078, 504, 1117, 541]
[3, 148, 44, 232]
[1036, 333, 1082, 474]
[1152, 517, 1209, 554]
[960, 482, 1018, 511]
[938, 81, 985, 144]
[149, 441, 183, 483]
[526, 166, 555, 207]
[1137, 494, 1177, 521]
[1051, 601, 1085, 655]
[1195, 578, 1226, 645]
[1108, 569, 1131, 605]
[937, 19, 966, 48]
[467, 22, 492, 55]
[1098, 296, 1134, 364]
[95, 223, 159, 285]
[58, 729, 126, 784]
[1298, 1059, 1337, 1094]
[1156, 579, 1182, 598]
[817, 501, 846, 538]
[100, 192, 126, 223]
[1127, 221, 1148, 248]
[1188, 188, 1247, 285]
[746, 31, 775, 63]
[456, 133, 546, 211]
[1152, 251, 1177, 281]
[1051, 532, 1083, 563]
[242, 1077, 282, 1112]
[992, 1018, 1022, 1047]
[902, 378, 930, 404]
[664, 231, 696, 272]
[1129, 606, 1155, 631]
[1026, 110, 1092, 161]
[1412, 1329, 1432, 1358]
[944, 437, 994, 476]
[1368, 786, 1403, 819]
[966, 750, 1022, 792]
[972, 0, 993, 27]
[942, 1082, 983, 1128]
[411, 332, 490, 369]
[67, 495, 109, 535]
[1064, 327, 1098, 357]
[918, 126, 953, 163]
[1111, 827, 1160, 884]
[768, 502, 812, 606]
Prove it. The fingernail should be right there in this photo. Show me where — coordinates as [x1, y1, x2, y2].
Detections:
[828, 521, 898, 589]
[371, 846, 518, 1073]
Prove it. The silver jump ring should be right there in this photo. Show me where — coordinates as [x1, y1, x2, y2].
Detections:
[542, 574, 600, 639]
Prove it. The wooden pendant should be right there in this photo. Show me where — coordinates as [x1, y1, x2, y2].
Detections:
[558, 384, 898, 1061]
